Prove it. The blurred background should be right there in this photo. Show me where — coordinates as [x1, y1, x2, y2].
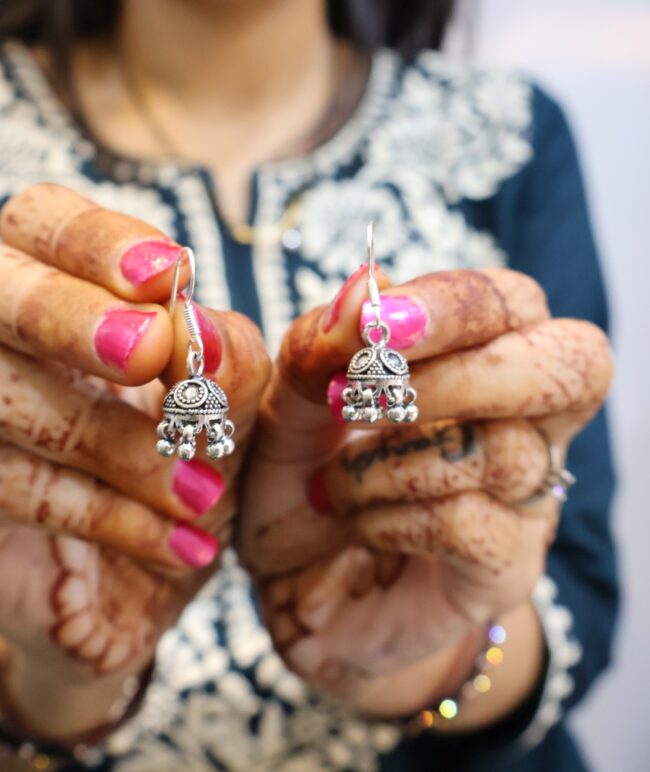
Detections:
[447, 1, 650, 769]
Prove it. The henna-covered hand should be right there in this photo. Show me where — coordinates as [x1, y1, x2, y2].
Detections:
[0, 184, 270, 738]
[239, 266, 613, 718]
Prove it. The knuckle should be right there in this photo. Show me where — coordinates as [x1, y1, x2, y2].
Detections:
[481, 420, 548, 502]
[482, 268, 550, 322]
[440, 492, 521, 572]
[550, 319, 614, 403]
[521, 320, 612, 412]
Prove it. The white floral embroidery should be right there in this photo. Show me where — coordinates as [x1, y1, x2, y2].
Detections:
[299, 182, 408, 278]
[268, 52, 530, 334]
[520, 575, 583, 750]
[0, 49, 173, 227]
[108, 552, 402, 771]
[0, 43, 229, 314]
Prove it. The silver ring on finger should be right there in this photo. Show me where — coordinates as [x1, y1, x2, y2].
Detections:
[515, 440, 576, 506]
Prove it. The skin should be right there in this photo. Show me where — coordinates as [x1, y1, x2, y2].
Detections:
[0, 0, 614, 745]
[72, 0, 360, 224]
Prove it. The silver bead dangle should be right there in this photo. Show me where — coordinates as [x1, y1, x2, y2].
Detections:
[341, 223, 418, 424]
[156, 247, 236, 461]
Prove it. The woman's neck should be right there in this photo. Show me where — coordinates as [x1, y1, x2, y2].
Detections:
[119, 0, 335, 114]
[72, 0, 362, 222]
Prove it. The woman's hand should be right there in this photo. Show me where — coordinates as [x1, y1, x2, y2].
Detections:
[239, 266, 613, 722]
[0, 184, 270, 739]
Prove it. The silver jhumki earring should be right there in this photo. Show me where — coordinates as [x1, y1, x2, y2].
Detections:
[341, 223, 419, 424]
[156, 247, 236, 460]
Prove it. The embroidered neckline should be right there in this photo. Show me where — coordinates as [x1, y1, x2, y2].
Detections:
[2, 40, 398, 189]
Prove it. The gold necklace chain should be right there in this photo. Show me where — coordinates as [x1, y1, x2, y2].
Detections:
[116, 57, 302, 246]
[113, 47, 329, 247]
[228, 198, 302, 246]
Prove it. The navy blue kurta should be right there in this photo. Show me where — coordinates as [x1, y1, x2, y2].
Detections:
[0, 41, 618, 772]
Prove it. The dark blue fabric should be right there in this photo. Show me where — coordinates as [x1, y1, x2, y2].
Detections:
[383, 723, 590, 772]
[212, 171, 265, 327]
[499, 85, 619, 713]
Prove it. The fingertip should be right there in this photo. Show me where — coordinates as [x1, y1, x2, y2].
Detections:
[307, 467, 336, 515]
[172, 458, 226, 517]
[359, 292, 429, 351]
[326, 370, 348, 424]
[164, 303, 222, 384]
[278, 267, 392, 403]
[116, 240, 189, 302]
[321, 264, 367, 333]
[193, 305, 223, 373]
[169, 523, 219, 567]
[321, 264, 392, 339]
[95, 304, 173, 385]
[128, 305, 174, 383]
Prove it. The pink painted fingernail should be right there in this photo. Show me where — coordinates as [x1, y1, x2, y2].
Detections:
[322, 264, 367, 333]
[169, 524, 219, 567]
[120, 240, 183, 286]
[361, 295, 428, 350]
[327, 370, 348, 425]
[307, 468, 335, 515]
[173, 459, 225, 516]
[194, 306, 222, 373]
[95, 309, 156, 371]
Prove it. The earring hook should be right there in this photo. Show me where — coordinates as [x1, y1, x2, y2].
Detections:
[169, 246, 196, 317]
[367, 221, 376, 280]
[366, 221, 382, 326]
[168, 246, 204, 377]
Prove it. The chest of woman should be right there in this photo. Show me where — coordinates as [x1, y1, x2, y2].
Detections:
[0, 44, 534, 353]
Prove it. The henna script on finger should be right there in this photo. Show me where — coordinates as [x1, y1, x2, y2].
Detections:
[340, 423, 476, 482]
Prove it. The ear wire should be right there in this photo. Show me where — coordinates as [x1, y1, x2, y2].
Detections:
[169, 246, 204, 377]
[366, 221, 382, 327]
[169, 246, 196, 315]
